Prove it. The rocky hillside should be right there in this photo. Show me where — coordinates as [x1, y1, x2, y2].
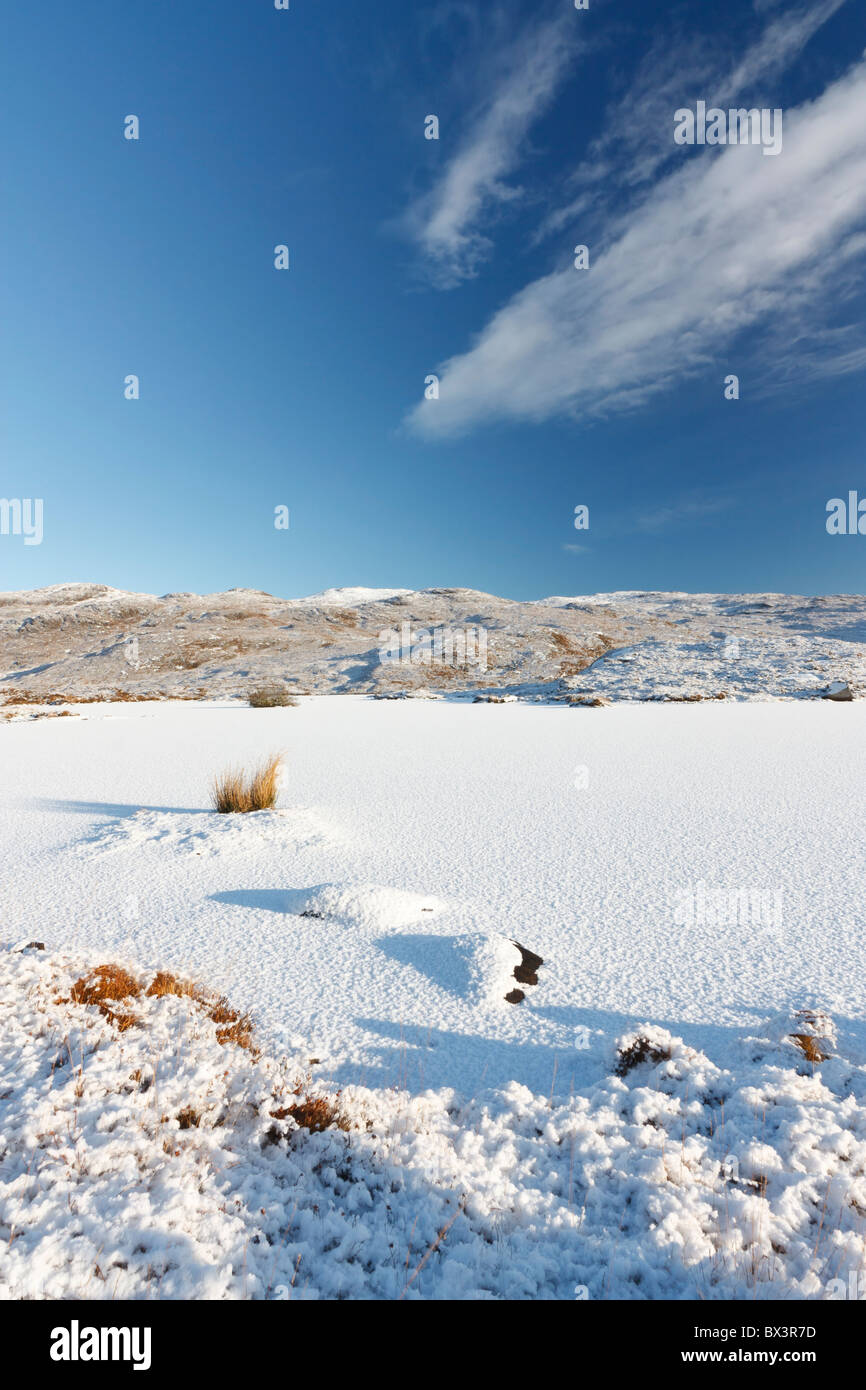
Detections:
[0, 582, 864, 704]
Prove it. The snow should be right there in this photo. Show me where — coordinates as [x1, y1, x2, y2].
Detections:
[291, 586, 414, 606]
[2, 695, 866, 1299]
[78, 807, 340, 859]
[3, 944, 865, 1300]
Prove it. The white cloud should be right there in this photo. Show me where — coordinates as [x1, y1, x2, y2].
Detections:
[633, 497, 733, 533]
[727, 0, 847, 90]
[408, 57, 866, 436]
[400, 13, 578, 288]
[537, 0, 849, 241]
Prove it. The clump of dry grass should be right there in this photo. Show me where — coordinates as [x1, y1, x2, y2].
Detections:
[270, 1092, 349, 1134]
[788, 1008, 833, 1063]
[146, 971, 255, 1050]
[211, 753, 282, 813]
[62, 964, 258, 1053]
[789, 1033, 830, 1062]
[68, 964, 141, 1031]
[145, 971, 196, 1000]
[248, 687, 297, 708]
[209, 996, 255, 1050]
[70, 963, 141, 1005]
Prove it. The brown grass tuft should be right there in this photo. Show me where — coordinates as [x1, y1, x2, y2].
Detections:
[103, 1009, 139, 1032]
[248, 687, 297, 708]
[145, 972, 255, 1050]
[216, 1017, 255, 1049]
[145, 971, 195, 999]
[68, 964, 142, 1031]
[270, 1093, 349, 1133]
[209, 996, 255, 1050]
[60, 963, 257, 1051]
[211, 753, 282, 813]
[789, 1033, 830, 1063]
[70, 964, 141, 1006]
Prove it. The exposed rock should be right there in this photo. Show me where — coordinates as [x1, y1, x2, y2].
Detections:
[512, 942, 544, 986]
[822, 680, 854, 701]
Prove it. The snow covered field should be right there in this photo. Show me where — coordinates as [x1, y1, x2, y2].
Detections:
[2, 696, 866, 1299]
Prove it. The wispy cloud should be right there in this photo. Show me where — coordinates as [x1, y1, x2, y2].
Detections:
[399, 12, 579, 288]
[536, 0, 848, 241]
[408, 55, 866, 436]
[633, 497, 733, 533]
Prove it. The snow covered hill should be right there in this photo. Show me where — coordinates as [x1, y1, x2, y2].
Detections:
[1, 583, 864, 703]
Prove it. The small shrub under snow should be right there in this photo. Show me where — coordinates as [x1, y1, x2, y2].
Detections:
[2, 945, 866, 1301]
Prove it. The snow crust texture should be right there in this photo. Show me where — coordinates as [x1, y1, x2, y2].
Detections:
[2, 945, 864, 1301]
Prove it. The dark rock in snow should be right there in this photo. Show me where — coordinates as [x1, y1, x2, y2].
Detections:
[822, 681, 854, 701]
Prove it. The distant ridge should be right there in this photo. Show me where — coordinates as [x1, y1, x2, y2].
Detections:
[0, 584, 864, 703]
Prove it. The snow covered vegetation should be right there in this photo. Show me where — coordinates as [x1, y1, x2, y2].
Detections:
[1, 589, 865, 1300]
[3, 943, 865, 1301]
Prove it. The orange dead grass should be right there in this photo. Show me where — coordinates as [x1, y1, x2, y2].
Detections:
[146, 971, 255, 1050]
[63, 965, 256, 1051]
[789, 1033, 830, 1063]
[57, 963, 351, 1142]
[270, 1092, 349, 1134]
[68, 964, 142, 1031]
[211, 753, 282, 813]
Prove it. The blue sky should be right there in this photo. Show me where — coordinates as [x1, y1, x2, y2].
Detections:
[1, 0, 865, 599]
